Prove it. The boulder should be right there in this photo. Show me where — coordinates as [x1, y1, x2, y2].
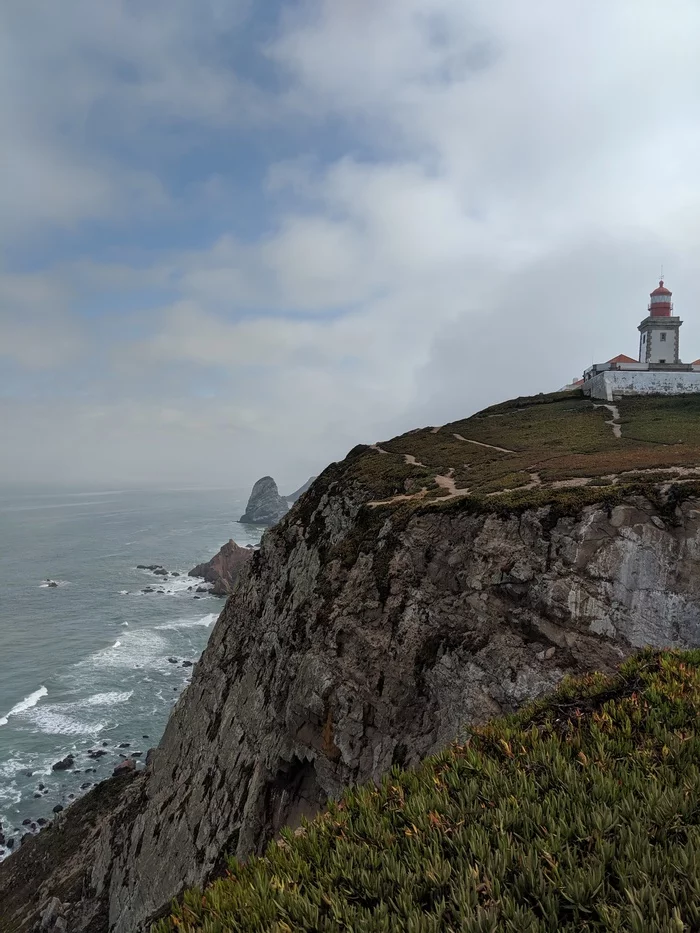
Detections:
[52, 805, 63, 815]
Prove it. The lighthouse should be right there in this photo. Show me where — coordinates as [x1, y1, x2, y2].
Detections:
[638, 280, 682, 364]
[580, 277, 700, 400]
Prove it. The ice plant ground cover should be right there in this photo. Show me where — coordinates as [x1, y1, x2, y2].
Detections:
[155, 648, 700, 932]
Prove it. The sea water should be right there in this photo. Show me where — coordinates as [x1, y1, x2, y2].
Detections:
[0, 484, 262, 857]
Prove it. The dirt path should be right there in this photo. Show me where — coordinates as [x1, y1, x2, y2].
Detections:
[435, 471, 471, 497]
[370, 443, 390, 455]
[404, 454, 427, 467]
[453, 433, 514, 453]
[368, 488, 429, 507]
[593, 404, 622, 439]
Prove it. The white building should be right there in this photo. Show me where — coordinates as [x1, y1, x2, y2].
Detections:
[580, 280, 700, 401]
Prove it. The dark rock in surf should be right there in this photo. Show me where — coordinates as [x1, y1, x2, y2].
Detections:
[51, 756, 74, 772]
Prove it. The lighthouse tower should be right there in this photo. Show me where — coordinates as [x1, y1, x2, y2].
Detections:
[638, 280, 682, 364]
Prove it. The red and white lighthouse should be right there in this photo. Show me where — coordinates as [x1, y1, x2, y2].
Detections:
[648, 280, 673, 317]
[638, 279, 682, 364]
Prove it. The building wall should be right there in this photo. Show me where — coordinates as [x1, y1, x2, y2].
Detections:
[638, 322, 681, 364]
[583, 370, 700, 401]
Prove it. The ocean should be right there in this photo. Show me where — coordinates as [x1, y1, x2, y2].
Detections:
[0, 484, 262, 858]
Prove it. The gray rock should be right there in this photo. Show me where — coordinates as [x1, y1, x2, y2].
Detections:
[51, 755, 73, 772]
[239, 476, 290, 526]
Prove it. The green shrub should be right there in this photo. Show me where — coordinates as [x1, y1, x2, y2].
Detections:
[154, 649, 700, 933]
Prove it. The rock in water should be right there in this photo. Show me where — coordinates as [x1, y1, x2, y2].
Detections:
[238, 476, 290, 526]
[189, 539, 253, 596]
[51, 756, 74, 772]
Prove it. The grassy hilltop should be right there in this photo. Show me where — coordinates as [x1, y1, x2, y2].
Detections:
[155, 649, 700, 932]
[340, 390, 700, 511]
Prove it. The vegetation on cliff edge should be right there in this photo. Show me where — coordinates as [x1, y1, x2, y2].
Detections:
[338, 391, 700, 509]
[154, 648, 700, 932]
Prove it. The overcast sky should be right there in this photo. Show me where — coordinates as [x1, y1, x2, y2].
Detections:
[3, 0, 700, 490]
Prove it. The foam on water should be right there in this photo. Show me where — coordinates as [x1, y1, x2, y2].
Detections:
[81, 691, 133, 707]
[25, 708, 104, 736]
[0, 686, 48, 727]
[155, 613, 218, 631]
[20, 690, 134, 736]
[83, 629, 172, 673]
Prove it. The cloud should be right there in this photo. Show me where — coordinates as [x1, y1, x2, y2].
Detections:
[4, 1, 700, 486]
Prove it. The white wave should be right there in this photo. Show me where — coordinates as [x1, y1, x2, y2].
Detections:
[121, 621, 129, 626]
[82, 630, 171, 672]
[26, 707, 103, 735]
[155, 613, 217, 631]
[80, 691, 133, 707]
[0, 686, 48, 727]
[0, 781, 21, 804]
[118, 590, 129, 595]
[0, 757, 25, 779]
[113, 640, 121, 648]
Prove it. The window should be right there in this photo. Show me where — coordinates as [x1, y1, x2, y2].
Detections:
[660, 333, 667, 342]
[643, 335, 646, 342]
[659, 360, 666, 364]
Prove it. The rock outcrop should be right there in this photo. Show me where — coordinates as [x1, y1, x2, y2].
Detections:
[3, 476, 700, 932]
[4, 392, 700, 932]
[239, 476, 289, 526]
[189, 539, 254, 596]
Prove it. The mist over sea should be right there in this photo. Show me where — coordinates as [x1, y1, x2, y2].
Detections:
[0, 484, 262, 857]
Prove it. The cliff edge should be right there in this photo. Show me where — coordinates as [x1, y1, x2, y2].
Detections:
[3, 391, 700, 932]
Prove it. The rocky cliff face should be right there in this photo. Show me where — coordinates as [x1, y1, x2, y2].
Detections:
[189, 539, 254, 596]
[284, 476, 317, 504]
[3, 468, 700, 932]
[239, 476, 289, 526]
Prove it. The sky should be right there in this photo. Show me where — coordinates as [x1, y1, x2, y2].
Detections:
[3, 0, 700, 490]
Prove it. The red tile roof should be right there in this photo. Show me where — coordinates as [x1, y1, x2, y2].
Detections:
[607, 354, 637, 364]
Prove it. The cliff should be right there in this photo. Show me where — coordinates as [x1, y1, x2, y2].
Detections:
[3, 391, 700, 932]
[189, 539, 254, 596]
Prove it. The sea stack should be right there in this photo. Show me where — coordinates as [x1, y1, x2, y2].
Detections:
[239, 476, 290, 526]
